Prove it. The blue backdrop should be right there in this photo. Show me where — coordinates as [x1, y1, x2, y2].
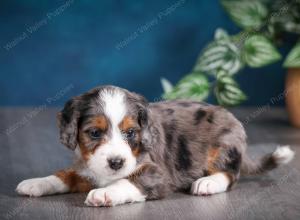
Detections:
[0, 0, 292, 106]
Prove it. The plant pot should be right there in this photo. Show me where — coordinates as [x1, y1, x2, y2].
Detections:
[285, 68, 300, 127]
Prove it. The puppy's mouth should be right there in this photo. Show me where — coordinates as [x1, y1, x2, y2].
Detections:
[106, 164, 125, 173]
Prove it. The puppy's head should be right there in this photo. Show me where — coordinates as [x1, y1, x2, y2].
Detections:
[57, 86, 148, 185]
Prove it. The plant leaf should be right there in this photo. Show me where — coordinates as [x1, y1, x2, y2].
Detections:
[242, 35, 281, 67]
[214, 28, 230, 41]
[284, 42, 300, 68]
[221, 0, 268, 29]
[160, 77, 174, 93]
[163, 73, 210, 101]
[214, 73, 246, 106]
[194, 39, 243, 75]
[267, 1, 300, 35]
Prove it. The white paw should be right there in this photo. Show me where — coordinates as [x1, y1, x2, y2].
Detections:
[16, 178, 50, 197]
[85, 188, 122, 207]
[191, 173, 229, 196]
[16, 176, 68, 197]
[84, 179, 146, 207]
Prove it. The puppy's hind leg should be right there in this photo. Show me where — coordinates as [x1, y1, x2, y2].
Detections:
[191, 147, 241, 196]
[191, 172, 232, 196]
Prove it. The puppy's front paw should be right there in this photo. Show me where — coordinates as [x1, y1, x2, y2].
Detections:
[85, 179, 146, 207]
[16, 175, 68, 197]
[16, 178, 49, 197]
[85, 188, 118, 207]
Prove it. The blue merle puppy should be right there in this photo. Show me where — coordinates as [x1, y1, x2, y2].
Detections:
[16, 85, 295, 206]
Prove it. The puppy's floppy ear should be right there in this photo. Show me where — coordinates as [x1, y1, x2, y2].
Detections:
[128, 92, 149, 127]
[137, 102, 148, 128]
[57, 97, 81, 150]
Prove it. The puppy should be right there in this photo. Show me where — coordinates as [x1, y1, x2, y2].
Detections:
[16, 85, 295, 206]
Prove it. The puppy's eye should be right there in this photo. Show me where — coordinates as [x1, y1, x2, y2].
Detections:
[125, 129, 136, 140]
[88, 129, 102, 140]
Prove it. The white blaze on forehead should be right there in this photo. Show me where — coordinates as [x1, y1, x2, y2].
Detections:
[99, 89, 126, 126]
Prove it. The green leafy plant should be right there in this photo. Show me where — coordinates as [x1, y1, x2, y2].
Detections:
[284, 42, 300, 67]
[161, 0, 300, 106]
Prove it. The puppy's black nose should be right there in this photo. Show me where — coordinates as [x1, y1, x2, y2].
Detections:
[107, 157, 124, 171]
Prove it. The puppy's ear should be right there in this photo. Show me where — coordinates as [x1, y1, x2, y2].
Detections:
[137, 103, 148, 128]
[57, 97, 81, 150]
[128, 92, 149, 128]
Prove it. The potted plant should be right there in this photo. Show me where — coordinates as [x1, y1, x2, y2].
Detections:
[285, 43, 300, 127]
[161, 0, 300, 126]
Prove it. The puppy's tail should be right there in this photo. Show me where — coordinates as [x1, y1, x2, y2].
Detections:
[241, 146, 295, 176]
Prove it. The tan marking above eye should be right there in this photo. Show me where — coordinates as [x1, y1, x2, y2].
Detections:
[89, 115, 108, 131]
[77, 115, 109, 159]
[119, 116, 137, 131]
